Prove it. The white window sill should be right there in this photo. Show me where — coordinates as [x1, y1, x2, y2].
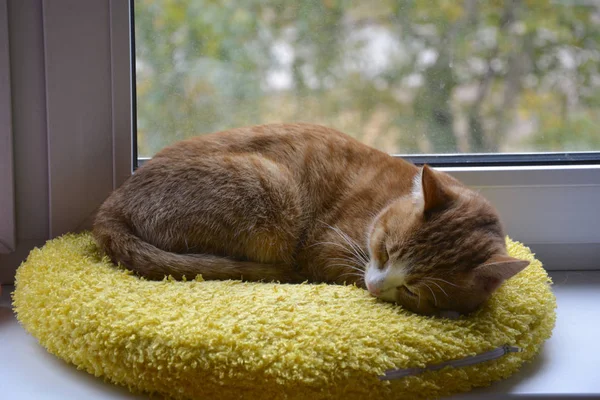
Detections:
[451, 270, 600, 399]
[1, 271, 599, 399]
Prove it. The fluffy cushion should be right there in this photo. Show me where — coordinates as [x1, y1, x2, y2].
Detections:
[13, 233, 556, 399]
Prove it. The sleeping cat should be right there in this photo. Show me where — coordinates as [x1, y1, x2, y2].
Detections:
[93, 123, 528, 315]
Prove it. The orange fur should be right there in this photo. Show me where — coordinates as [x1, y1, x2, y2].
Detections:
[93, 123, 528, 315]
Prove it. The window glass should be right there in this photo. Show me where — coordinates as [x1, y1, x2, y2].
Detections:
[134, 0, 600, 158]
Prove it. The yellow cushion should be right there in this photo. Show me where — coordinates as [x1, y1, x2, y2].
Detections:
[13, 233, 556, 399]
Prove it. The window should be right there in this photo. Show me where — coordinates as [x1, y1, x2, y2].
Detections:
[134, 0, 600, 163]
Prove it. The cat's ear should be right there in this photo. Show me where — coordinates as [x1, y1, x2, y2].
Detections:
[414, 165, 455, 212]
[472, 254, 529, 293]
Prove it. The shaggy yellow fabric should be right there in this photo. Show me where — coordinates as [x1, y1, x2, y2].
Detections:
[13, 233, 556, 400]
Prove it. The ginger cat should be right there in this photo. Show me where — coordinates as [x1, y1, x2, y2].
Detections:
[93, 123, 528, 315]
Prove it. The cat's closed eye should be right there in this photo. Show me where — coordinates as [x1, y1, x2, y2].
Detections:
[378, 244, 389, 266]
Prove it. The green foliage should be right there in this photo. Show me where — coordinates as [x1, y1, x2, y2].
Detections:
[135, 0, 600, 156]
[530, 111, 600, 151]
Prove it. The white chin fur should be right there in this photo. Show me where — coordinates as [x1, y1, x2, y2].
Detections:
[378, 288, 398, 303]
[365, 262, 409, 302]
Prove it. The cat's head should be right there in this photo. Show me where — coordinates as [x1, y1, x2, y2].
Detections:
[364, 165, 529, 316]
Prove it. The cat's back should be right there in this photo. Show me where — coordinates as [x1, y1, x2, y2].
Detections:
[153, 123, 366, 161]
[149, 123, 404, 181]
[132, 123, 417, 206]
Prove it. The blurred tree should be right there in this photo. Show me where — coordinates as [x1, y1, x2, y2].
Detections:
[134, 0, 600, 156]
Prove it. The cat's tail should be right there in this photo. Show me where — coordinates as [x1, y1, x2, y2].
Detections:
[92, 211, 303, 283]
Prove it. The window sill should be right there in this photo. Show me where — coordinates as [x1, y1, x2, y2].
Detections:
[451, 270, 600, 399]
[1, 271, 599, 399]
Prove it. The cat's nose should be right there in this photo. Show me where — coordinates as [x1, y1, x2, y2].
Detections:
[366, 281, 382, 296]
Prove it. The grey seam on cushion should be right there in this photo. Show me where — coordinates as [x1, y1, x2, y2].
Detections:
[379, 345, 522, 380]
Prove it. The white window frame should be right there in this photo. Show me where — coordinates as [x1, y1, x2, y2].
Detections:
[0, 0, 598, 283]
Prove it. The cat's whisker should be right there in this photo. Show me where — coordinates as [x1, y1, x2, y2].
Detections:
[341, 232, 370, 265]
[334, 228, 369, 264]
[307, 241, 363, 260]
[337, 271, 363, 276]
[318, 249, 365, 272]
[424, 279, 449, 298]
[337, 272, 364, 280]
[307, 241, 367, 264]
[330, 264, 366, 274]
[417, 288, 422, 309]
[312, 225, 371, 269]
[324, 262, 357, 269]
[336, 268, 365, 277]
[318, 221, 370, 265]
[344, 266, 366, 274]
[422, 283, 437, 307]
[427, 277, 463, 289]
[306, 241, 347, 249]
[328, 257, 366, 271]
[332, 235, 369, 266]
[351, 276, 365, 286]
[325, 263, 366, 274]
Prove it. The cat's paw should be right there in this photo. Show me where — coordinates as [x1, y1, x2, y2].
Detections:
[438, 310, 461, 320]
